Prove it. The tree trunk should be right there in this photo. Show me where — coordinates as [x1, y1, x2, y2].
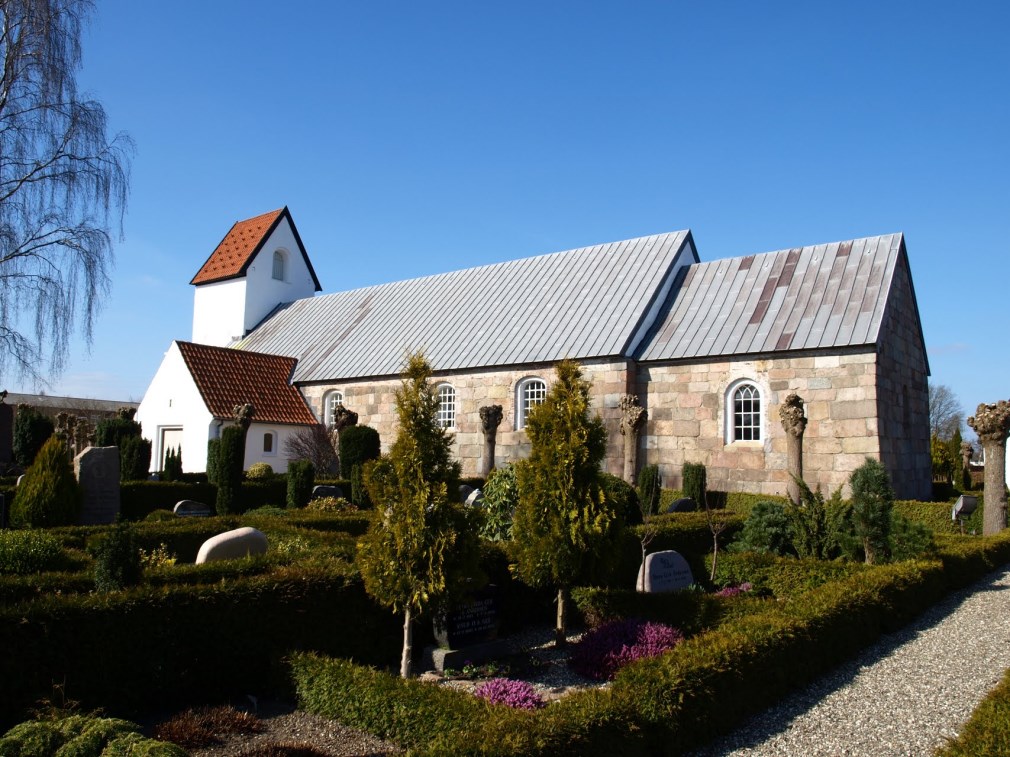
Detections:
[555, 587, 567, 648]
[400, 606, 413, 679]
[983, 441, 1008, 535]
[863, 538, 878, 565]
[709, 533, 720, 582]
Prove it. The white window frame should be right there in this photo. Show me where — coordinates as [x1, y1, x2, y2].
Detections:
[435, 383, 456, 429]
[324, 390, 344, 427]
[272, 249, 287, 281]
[263, 430, 277, 456]
[725, 379, 763, 443]
[515, 377, 547, 430]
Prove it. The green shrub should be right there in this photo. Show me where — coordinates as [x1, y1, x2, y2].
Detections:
[206, 438, 221, 485]
[215, 426, 245, 516]
[601, 472, 641, 526]
[849, 457, 894, 564]
[339, 425, 381, 478]
[0, 713, 186, 756]
[787, 480, 846, 560]
[12, 405, 54, 469]
[889, 513, 935, 561]
[481, 464, 519, 541]
[937, 662, 1010, 756]
[682, 463, 707, 508]
[162, 446, 183, 482]
[119, 434, 152, 481]
[731, 500, 792, 555]
[245, 462, 274, 480]
[11, 436, 81, 528]
[0, 530, 66, 574]
[94, 415, 141, 447]
[144, 509, 176, 522]
[637, 465, 661, 517]
[287, 460, 315, 509]
[713, 551, 866, 598]
[91, 520, 142, 591]
[350, 462, 371, 508]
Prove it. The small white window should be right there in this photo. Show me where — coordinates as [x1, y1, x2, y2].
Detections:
[726, 380, 763, 442]
[263, 431, 276, 455]
[516, 377, 547, 430]
[436, 384, 456, 428]
[272, 249, 286, 281]
[325, 390, 344, 427]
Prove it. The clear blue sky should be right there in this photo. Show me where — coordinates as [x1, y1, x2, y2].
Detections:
[9, 1, 1009, 432]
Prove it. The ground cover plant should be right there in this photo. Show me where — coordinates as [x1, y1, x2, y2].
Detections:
[936, 664, 1010, 757]
[568, 618, 684, 681]
[0, 712, 185, 756]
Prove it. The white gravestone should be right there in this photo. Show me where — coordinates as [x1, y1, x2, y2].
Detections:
[637, 550, 694, 593]
[195, 527, 268, 564]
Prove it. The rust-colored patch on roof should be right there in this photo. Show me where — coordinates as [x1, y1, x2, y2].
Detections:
[190, 209, 284, 285]
[176, 341, 317, 425]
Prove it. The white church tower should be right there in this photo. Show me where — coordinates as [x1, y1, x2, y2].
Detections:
[190, 207, 321, 346]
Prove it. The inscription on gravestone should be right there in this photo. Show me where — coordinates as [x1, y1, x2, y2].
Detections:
[637, 550, 694, 593]
[74, 446, 120, 525]
[434, 584, 500, 649]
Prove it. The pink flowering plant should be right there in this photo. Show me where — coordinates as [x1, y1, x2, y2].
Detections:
[714, 582, 753, 598]
[569, 618, 684, 681]
[474, 678, 545, 710]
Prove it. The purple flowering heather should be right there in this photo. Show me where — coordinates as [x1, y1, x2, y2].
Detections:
[715, 582, 754, 597]
[569, 618, 683, 680]
[474, 678, 545, 710]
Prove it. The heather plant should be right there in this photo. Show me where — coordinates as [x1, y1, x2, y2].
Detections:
[473, 678, 545, 710]
[569, 618, 684, 680]
[287, 459, 315, 509]
[714, 582, 753, 598]
[357, 352, 482, 678]
[11, 435, 81, 527]
[0, 530, 65, 574]
[512, 360, 623, 647]
[479, 463, 519, 541]
[12, 403, 54, 468]
[849, 457, 894, 564]
[637, 464, 662, 517]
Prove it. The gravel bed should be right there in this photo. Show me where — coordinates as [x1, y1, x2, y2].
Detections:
[689, 566, 1010, 757]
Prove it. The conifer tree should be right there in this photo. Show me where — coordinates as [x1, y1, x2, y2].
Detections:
[357, 352, 481, 678]
[512, 360, 623, 647]
[850, 457, 894, 564]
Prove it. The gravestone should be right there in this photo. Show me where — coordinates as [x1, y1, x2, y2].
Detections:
[423, 584, 509, 673]
[195, 527, 268, 564]
[464, 488, 484, 507]
[458, 484, 474, 502]
[74, 446, 120, 525]
[174, 500, 213, 517]
[311, 485, 343, 500]
[665, 497, 696, 513]
[16, 475, 24, 487]
[637, 550, 694, 593]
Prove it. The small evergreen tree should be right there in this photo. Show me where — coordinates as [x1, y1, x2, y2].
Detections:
[92, 520, 142, 591]
[119, 434, 152, 481]
[682, 462, 708, 507]
[512, 360, 623, 647]
[162, 446, 183, 482]
[215, 426, 246, 515]
[12, 404, 55, 468]
[480, 463, 519, 541]
[787, 478, 847, 560]
[339, 425, 381, 478]
[637, 464, 662, 517]
[11, 435, 81, 527]
[357, 352, 482, 678]
[849, 457, 894, 565]
[350, 462, 371, 508]
[206, 438, 221, 484]
[287, 459, 315, 509]
[732, 500, 792, 555]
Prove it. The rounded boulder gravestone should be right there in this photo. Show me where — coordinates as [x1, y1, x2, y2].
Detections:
[637, 550, 694, 593]
[311, 485, 343, 500]
[196, 527, 268, 564]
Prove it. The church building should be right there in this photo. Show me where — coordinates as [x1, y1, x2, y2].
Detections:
[136, 207, 932, 499]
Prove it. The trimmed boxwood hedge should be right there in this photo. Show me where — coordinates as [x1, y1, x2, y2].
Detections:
[292, 531, 1010, 756]
[936, 664, 1010, 756]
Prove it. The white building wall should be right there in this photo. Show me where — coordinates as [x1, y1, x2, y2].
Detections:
[135, 342, 216, 473]
[241, 220, 317, 333]
[242, 422, 306, 472]
[193, 279, 247, 347]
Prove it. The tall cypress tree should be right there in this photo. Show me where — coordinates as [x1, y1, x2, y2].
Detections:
[357, 352, 481, 678]
[512, 359, 623, 647]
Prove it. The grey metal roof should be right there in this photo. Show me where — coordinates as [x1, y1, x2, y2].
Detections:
[236, 231, 695, 382]
[638, 233, 907, 362]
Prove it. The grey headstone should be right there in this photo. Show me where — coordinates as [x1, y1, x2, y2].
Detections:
[637, 550, 694, 593]
[311, 485, 343, 500]
[458, 484, 474, 502]
[174, 500, 213, 517]
[464, 488, 484, 507]
[16, 474, 24, 487]
[74, 447, 120, 525]
[665, 497, 697, 513]
[195, 527, 268, 564]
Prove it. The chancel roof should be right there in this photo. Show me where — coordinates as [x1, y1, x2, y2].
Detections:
[236, 231, 696, 382]
[637, 233, 914, 362]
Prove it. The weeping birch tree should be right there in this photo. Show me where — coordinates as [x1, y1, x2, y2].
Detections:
[0, 0, 132, 385]
[357, 352, 482, 678]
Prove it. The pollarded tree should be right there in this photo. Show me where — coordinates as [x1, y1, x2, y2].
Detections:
[357, 352, 482, 678]
[512, 359, 624, 647]
[0, 0, 132, 384]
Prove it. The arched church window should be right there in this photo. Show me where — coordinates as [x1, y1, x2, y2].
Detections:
[272, 249, 286, 281]
[436, 384, 456, 428]
[516, 377, 547, 430]
[726, 380, 762, 442]
[325, 390, 344, 427]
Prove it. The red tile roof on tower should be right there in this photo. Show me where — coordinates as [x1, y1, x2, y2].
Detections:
[176, 340, 318, 425]
[190, 209, 284, 285]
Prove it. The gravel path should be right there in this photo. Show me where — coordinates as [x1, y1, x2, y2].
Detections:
[690, 566, 1010, 757]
